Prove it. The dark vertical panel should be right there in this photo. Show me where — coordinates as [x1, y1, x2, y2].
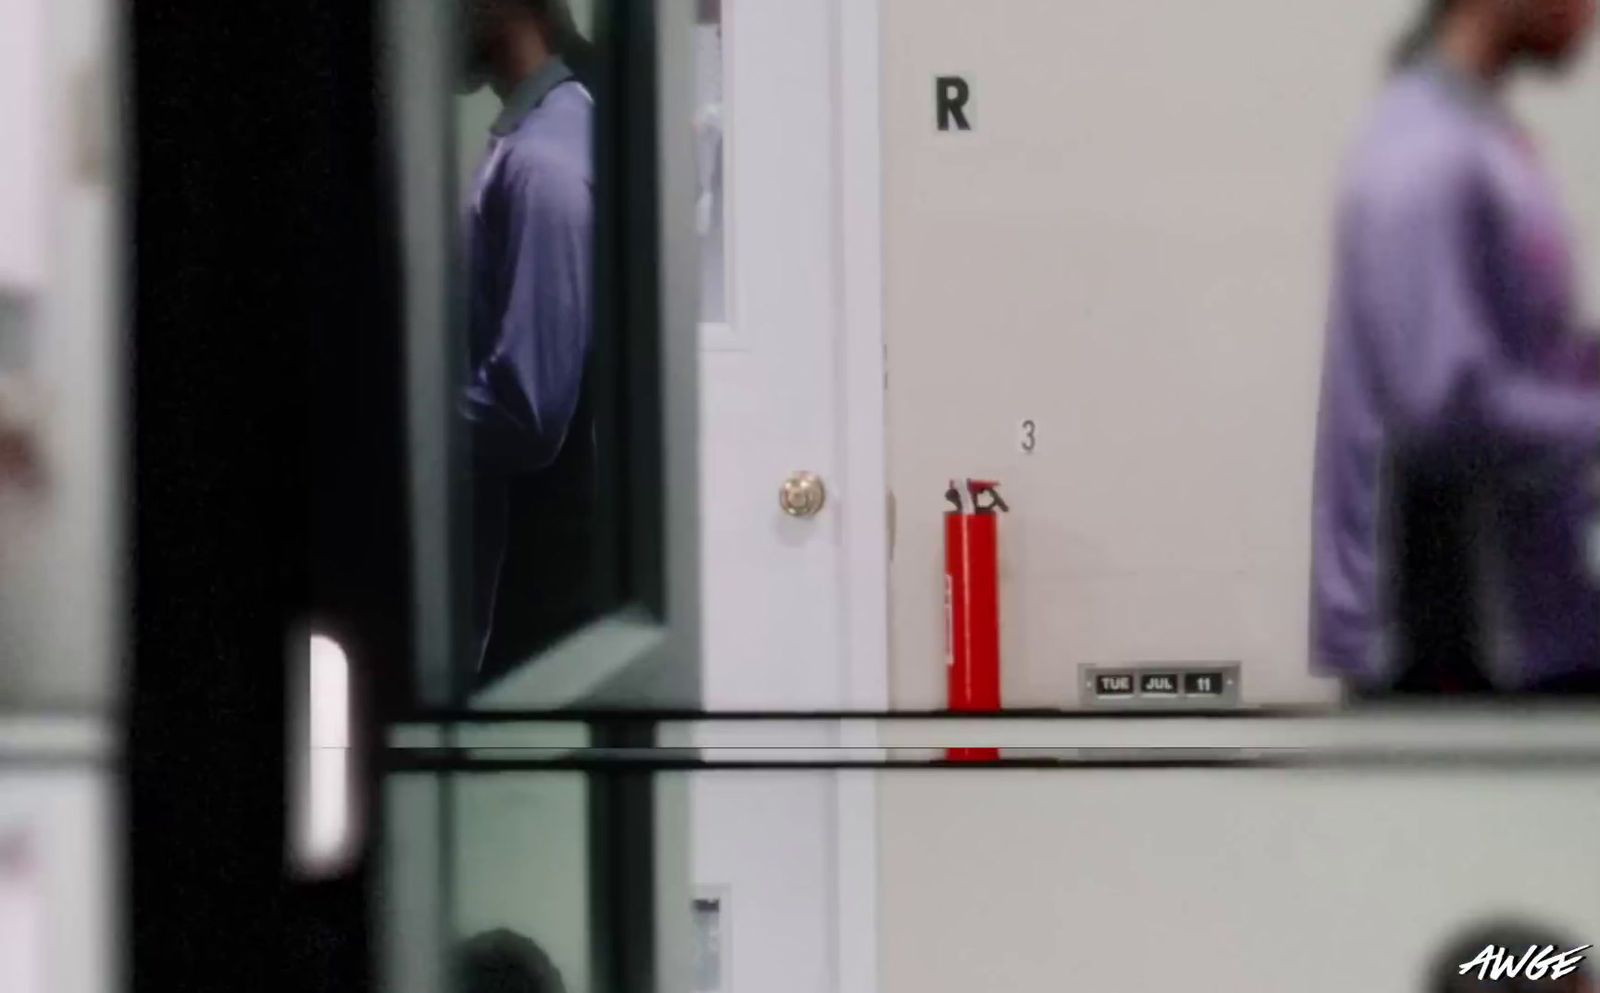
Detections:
[127, 0, 397, 989]
[309, 3, 413, 712]
[300, 0, 400, 989]
[588, 722, 661, 993]
[598, 0, 665, 619]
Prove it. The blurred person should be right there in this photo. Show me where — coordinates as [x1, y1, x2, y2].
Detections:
[458, 0, 598, 686]
[1312, 0, 1600, 698]
[1429, 918, 1593, 992]
[458, 928, 569, 993]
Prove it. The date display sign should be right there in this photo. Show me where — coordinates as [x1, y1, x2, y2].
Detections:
[1084, 664, 1239, 708]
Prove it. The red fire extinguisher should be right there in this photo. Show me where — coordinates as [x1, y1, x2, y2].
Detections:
[944, 479, 1008, 762]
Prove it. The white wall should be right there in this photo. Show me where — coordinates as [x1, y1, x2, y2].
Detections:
[0, 768, 116, 993]
[875, 8, 1600, 988]
[882, 0, 1600, 709]
[688, 769, 839, 993]
[878, 765, 1600, 993]
[0, 0, 47, 293]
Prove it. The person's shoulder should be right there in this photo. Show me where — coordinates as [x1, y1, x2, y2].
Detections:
[495, 119, 592, 206]
[511, 81, 593, 148]
[542, 79, 594, 116]
[1341, 76, 1488, 214]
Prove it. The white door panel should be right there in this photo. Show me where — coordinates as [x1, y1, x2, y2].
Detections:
[690, 772, 837, 993]
[698, 0, 845, 713]
[695, 1, 885, 992]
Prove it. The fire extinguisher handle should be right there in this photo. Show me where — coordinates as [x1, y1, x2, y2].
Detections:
[945, 480, 964, 513]
[967, 479, 1009, 514]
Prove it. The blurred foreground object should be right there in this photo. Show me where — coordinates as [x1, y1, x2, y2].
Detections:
[1312, 0, 1600, 697]
[0, 373, 43, 491]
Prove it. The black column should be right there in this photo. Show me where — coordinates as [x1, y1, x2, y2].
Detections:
[127, 1, 398, 990]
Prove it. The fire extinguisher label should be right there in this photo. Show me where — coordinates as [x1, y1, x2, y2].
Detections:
[943, 575, 954, 668]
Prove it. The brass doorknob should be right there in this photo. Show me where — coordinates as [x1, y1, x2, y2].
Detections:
[779, 471, 826, 518]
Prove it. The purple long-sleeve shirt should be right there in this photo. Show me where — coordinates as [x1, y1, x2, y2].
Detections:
[463, 59, 594, 671]
[464, 59, 594, 472]
[1312, 58, 1600, 689]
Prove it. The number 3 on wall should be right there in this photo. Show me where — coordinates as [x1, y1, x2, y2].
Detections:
[1018, 419, 1036, 454]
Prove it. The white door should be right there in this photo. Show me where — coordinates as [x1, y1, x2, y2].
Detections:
[692, 1, 887, 992]
[696, 2, 886, 712]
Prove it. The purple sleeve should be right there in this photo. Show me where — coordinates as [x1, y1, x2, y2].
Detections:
[1356, 158, 1600, 457]
[1549, 334, 1600, 387]
[462, 154, 593, 472]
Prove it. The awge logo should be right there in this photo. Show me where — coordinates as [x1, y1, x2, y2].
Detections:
[1458, 942, 1591, 982]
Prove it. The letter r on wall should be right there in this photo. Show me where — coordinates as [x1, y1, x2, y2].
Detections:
[936, 76, 971, 131]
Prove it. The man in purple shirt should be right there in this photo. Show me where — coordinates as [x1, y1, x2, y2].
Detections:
[1313, 0, 1599, 695]
[459, 0, 596, 682]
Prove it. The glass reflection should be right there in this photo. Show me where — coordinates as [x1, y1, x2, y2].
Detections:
[693, 0, 725, 328]
[452, 773, 591, 993]
[455, 0, 601, 689]
[457, 928, 571, 993]
[382, 753, 1600, 993]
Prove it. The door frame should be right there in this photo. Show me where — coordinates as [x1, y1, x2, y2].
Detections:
[388, 0, 704, 714]
[834, 0, 890, 720]
[831, 0, 888, 991]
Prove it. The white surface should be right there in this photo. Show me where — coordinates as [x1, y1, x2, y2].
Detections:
[0, 715, 113, 761]
[309, 634, 350, 749]
[298, 635, 354, 875]
[0, 0, 47, 292]
[693, 2, 887, 993]
[673, 708, 1600, 755]
[698, 0, 866, 713]
[832, 7, 889, 993]
[0, 835, 41, 993]
[0, 0, 121, 708]
[873, 708, 1600, 754]
[879, 766, 1600, 993]
[881, 0, 1600, 709]
[0, 771, 116, 993]
[690, 769, 839, 993]
[302, 750, 351, 874]
[694, 22, 729, 333]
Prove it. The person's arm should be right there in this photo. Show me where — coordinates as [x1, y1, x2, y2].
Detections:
[1358, 154, 1600, 458]
[461, 154, 593, 473]
[1549, 330, 1600, 387]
